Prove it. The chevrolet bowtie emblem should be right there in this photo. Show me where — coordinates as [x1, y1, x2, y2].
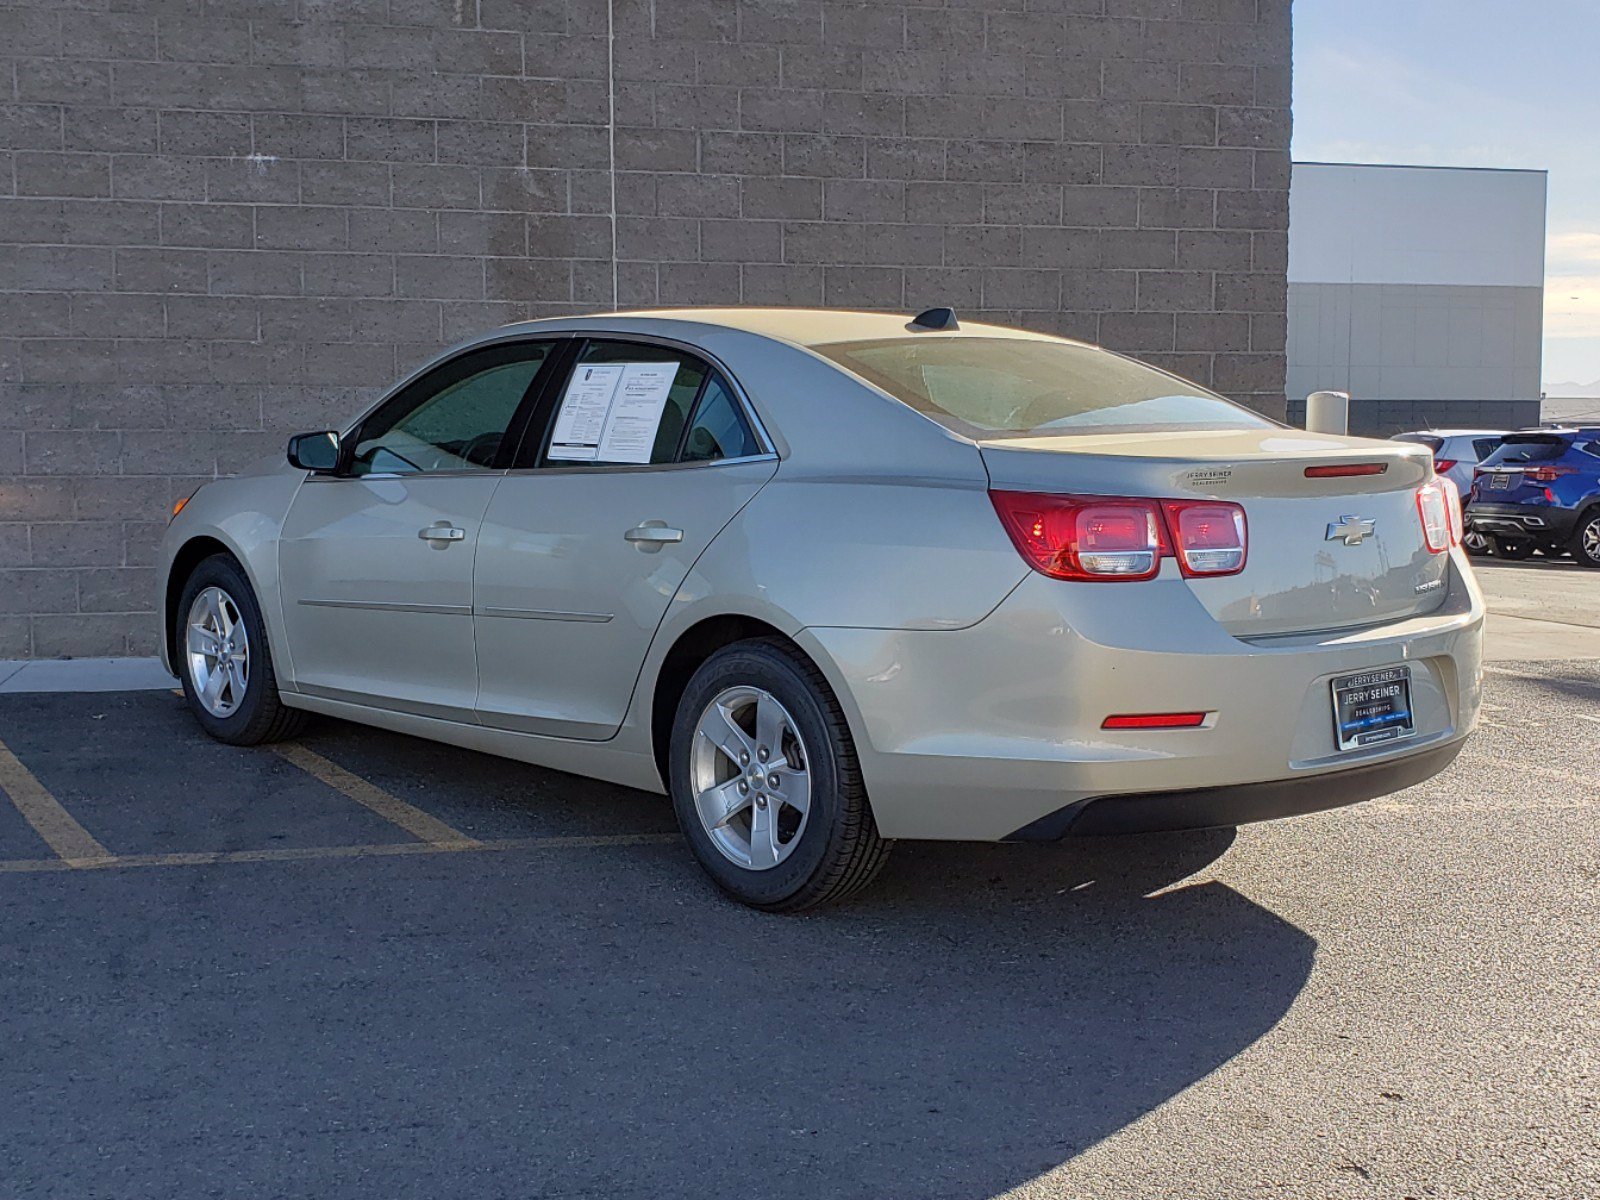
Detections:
[1326, 515, 1376, 546]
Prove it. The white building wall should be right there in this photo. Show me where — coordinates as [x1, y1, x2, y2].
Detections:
[1286, 163, 1547, 434]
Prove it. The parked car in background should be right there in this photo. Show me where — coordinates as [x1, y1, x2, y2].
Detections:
[1391, 429, 1507, 496]
[1466, 428, 1600, 565]
[1392, 429, 1506, 554]
[158, 308, 1485, 909]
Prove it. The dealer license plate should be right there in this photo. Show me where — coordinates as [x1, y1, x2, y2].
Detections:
[1331, 666, 1415, 751]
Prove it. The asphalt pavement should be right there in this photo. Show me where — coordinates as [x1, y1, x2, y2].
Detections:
[0, 571, 1596, 1198]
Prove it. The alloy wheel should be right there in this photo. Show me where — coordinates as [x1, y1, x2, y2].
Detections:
[1583, 517, 1600, 563]
[186, 586, 250, 718]
[689, 685, 812, 871]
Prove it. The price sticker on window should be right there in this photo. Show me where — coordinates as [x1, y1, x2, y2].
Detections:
[548, 362, 680, 463]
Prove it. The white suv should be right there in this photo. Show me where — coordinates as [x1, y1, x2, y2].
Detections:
[1391, 429, 1506, 496]
[1392, 429, 1507, 552]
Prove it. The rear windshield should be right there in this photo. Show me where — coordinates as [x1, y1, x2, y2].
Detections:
[812, 337, 1276, 438]
[1392, 433, 1443, 452]
[1482, 436, 1567, 465]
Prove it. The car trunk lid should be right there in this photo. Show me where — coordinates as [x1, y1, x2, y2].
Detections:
[980, 429, 1449, 637]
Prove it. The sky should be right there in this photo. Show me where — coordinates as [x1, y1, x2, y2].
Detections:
[1292, 0, 1600, 390]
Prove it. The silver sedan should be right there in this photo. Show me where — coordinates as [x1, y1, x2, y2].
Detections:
[159, 308, 1485, 909]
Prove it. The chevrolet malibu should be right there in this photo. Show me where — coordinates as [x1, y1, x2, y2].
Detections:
[159, 308, 1484, 909]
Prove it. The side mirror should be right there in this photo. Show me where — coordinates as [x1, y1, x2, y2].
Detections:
[287, 431, 341, 473]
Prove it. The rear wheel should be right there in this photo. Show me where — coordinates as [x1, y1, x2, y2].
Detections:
[668, 638, 891, 911]
[176, 554, 308, 745]
[1572, 510, 1600, 568]
[1462, 529, 1492, 556]
[1494, 536, 1534, 560]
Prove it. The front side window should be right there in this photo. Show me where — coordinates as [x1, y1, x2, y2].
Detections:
[350, 343, 552, 476]
[813, 336, 1275, 438]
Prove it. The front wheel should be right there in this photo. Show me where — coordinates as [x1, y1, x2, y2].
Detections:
[1572, 510, 1600, 568]
[176, 554, 308, 745]
[668, 638, 892, 911]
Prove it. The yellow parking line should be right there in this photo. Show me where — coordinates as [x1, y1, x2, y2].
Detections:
[0, 737, 112, 865]
[0, 831, 680, 875]
[271, 742, 482, 847]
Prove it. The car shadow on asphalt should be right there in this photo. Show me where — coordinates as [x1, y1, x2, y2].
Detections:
[755, 832, 1317, 1195]
[0, 695, 1317, 1199]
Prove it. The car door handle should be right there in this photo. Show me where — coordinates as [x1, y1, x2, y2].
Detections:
[624, 522, 684, 548]
[418, 524, 466, 542]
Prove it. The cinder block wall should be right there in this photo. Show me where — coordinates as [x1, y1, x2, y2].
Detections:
[0, 0, 1291, 659]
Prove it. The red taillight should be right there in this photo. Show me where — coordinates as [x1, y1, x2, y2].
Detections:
[1305, 463, 1389, 478]
[1433, 458, 1458, 473]
[989, 492, 1166, 581]
[1102, 712, 1209, 729]
[989, 492, 1246, 582]
[1161, 500, 1247, 577]
[1416, 479, 1460, 552]
[1443, 476, 1463, 544]
[1525, 466, 1575, 483]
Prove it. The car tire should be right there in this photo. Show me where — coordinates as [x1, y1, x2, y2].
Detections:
[175, 553, 309, 746]
[1572, 509, 1600, 568]
[668, 637, 892, 911]
[1462, 529, 1492, 556]
[1493, 537, 1534, 560]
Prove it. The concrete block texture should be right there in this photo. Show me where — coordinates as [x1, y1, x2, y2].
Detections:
[0, 0, 1290, 657]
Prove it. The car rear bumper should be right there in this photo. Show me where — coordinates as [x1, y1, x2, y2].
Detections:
[802, 550, 1484, 841]
[1467, 502, 1580, 542]
[1004, 736, 1464, 839]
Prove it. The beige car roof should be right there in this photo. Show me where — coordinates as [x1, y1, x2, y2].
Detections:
[513, 307, 1078, 350]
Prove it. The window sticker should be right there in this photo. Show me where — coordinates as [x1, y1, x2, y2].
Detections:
[548, 364, 623, 460]
[548, 362, 681, 463]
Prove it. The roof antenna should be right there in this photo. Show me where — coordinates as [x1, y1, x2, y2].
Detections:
[908, 306, 959, 332]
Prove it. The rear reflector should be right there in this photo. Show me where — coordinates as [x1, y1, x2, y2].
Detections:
[1305, 463, 1389, 478]
[1102, 712, 1209, 730]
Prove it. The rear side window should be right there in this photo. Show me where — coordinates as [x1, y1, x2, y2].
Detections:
[539, 340, 709, 467]
[812, 336, 1274, 438]
[682, 375, 761, 462]
[1471, 438, 1502, 460]
[1482, 436, 1568, 466]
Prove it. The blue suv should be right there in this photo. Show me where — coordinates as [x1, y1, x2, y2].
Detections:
[1466, 428, 1600, 566]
